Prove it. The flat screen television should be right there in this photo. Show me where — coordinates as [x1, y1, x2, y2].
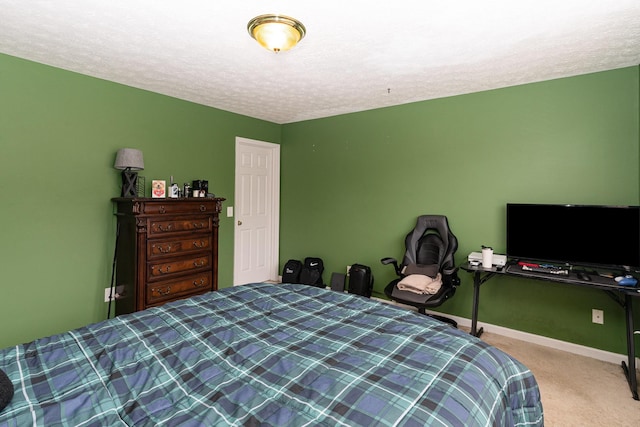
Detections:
[506, 203, 640, 270]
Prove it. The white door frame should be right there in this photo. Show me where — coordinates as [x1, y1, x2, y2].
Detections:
[233, 137, 280, 285]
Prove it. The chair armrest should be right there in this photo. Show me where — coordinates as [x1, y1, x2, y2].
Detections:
[442, 267, 461, 287]
[380, 257, 401, 275]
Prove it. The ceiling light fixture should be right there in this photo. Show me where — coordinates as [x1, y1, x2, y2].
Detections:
[247, 14, 306, 53]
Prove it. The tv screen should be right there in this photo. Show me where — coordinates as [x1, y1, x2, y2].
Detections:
[506, 204, 640, 269]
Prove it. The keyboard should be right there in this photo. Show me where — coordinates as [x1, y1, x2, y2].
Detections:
[517, 262, 569, 276]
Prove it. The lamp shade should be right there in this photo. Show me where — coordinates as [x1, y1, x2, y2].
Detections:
[114, 148, 144, 171]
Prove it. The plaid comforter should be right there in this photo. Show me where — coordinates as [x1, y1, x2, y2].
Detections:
[0, 283, 543, 426]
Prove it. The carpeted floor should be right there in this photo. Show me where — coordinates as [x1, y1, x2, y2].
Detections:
[480, 331, 640, 426]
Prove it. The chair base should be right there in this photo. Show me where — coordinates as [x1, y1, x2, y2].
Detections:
[417, 308, 457, 328]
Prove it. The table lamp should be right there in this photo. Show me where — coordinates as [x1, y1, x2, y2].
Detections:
[114, 148, 144, 197]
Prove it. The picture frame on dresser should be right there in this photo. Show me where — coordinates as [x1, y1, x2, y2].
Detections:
[151, 180, 166, 198]
[111, 197, 224, 315]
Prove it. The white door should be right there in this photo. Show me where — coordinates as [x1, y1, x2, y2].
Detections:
[233, 137, 280, 285]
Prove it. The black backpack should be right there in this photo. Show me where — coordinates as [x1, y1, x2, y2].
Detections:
[348, 264, 374, 297]
[299, 257, 325, 287]
[282, 259, 303, 283]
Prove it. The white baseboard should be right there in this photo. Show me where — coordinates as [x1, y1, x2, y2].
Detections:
[470, 319, 631, 366]
[372, 297, 635, 366]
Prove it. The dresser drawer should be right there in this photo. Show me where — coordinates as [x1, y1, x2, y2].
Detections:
[141, 200, 219, 215]
[148, 236, 211, 259]
[148, 217, 211, 237]
[146, 272, 212, 305]
[148, 254, 211, 279]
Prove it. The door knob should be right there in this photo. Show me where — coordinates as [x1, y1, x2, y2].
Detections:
[237, 220, 242, 226]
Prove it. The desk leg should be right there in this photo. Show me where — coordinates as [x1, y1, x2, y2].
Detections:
[621, 294, 638, 400]
[471, 272, 484, 338]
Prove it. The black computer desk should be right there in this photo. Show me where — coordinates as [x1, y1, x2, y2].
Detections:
[461, 262, 639, 400]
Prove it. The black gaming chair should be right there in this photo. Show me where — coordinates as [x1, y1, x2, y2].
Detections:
[381, 215, 460, 327]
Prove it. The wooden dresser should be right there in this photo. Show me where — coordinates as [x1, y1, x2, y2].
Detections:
[112, 197, 224, 315]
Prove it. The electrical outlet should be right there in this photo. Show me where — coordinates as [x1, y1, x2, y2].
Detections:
[346, 265, 351, 275]
[592, 309, 604, 324]
[104, 288, 115, 303]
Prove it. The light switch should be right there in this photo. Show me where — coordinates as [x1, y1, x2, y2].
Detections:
[227, 206, 233, 217]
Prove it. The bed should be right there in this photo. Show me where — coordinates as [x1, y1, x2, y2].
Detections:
[0, 283, 543, 426]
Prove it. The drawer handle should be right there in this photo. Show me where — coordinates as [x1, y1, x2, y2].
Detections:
[156, 265, 172, 274]
[192, 222, 205, 229]
[193, 260, 206, 268]
[199, 205, 207, 212]
[193, 279, 206, 288]
[152, 285, 172, 296]
[157, 244, 172, 253]
[159, 206, 166, 214]
[193, 240, 205, 248]
[156, 224, 173, 232]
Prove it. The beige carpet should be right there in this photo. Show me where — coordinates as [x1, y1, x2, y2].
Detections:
[479, 331, 640, 426]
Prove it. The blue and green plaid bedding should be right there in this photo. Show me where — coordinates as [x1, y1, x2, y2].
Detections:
[0, 283, 543, 426]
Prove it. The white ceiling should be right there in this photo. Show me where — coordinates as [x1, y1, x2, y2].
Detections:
[1, 1, 639, 124]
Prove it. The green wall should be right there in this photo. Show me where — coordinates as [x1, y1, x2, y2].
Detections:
[1, 51, 638, 357]
[0, 53, 280, 348]
[280, 66, 640, 355]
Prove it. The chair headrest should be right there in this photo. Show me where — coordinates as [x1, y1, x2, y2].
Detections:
[402, 215, 458, 270]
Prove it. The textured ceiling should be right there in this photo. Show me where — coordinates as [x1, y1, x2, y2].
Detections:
[1, 1, 639, 124]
